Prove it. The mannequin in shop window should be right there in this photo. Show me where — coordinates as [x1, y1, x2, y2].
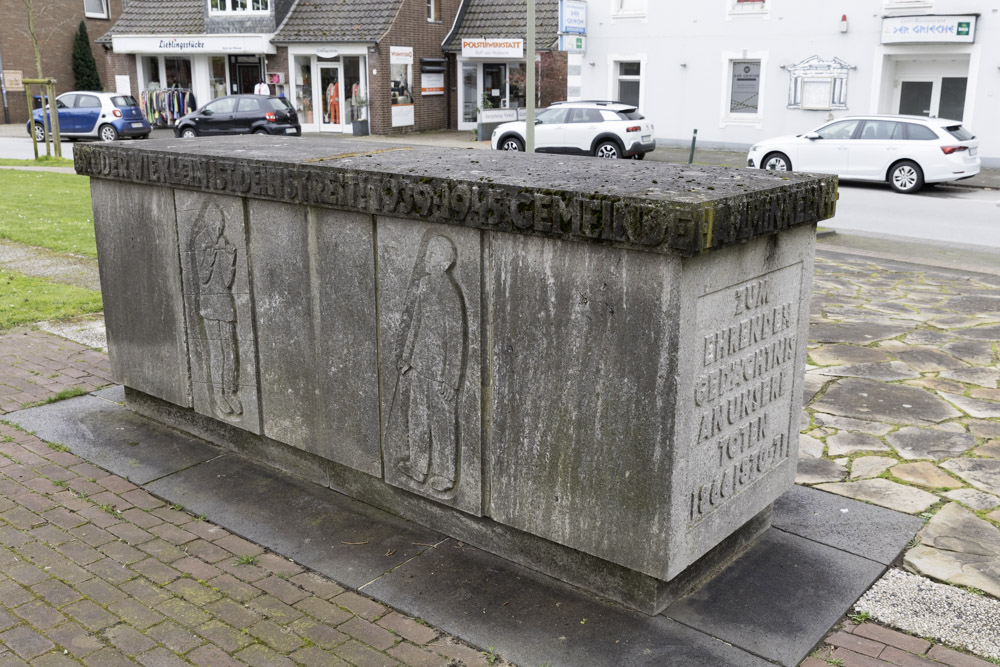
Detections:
[254, 80, 270, 95]
[326, 80, 340, 124]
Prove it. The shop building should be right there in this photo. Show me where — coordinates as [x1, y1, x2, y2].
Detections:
[571, 0, 1000, 165]
[442, 0, 565, 131]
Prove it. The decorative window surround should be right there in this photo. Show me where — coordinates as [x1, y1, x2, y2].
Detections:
[727, 0, 769, 19]
[785, 56, 852, 111]
[611, 0, 646, 20]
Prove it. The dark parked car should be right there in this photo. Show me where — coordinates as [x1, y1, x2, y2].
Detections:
[174, 95, 300, 138]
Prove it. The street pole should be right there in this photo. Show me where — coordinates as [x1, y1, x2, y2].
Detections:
[525, 0, 535, 153]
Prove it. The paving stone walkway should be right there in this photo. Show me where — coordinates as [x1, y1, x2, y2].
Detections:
[800, 252, 1000, 602]
[804, 619, 994, 667]
[0, 332, 502, 665]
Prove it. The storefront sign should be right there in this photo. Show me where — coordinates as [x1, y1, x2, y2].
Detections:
[113, 34, 276, 54]
[421, 72, 444, 96]
[2, 70, 24, 92]
[316, 47, 339, 58]
[461, 39, 523, 59]
[390, 46, 413, 65]
[559, 35, 586, 52]
[560, 0, 587, 35]
[479, 108, 527, 123]
[882, 15, 976, 44]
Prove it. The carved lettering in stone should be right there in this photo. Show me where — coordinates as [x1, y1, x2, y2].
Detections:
[385, 233, 467, 498]
[191, 204, 243, 418]
[687, 265, 801, 525]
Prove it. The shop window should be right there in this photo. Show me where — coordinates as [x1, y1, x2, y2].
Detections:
[615, 61, 641, 107]
[461, 63, 477, 123]
[786, 56, 850, 111]
[210, 0, 269, 13]
[344, 57, 365, 121]
[427, 0, 439, 22]
[508, 63, 527, 108]
[143, 56, 161, 89]
[164, 58, 193, 90]
[728, 60, 761, 114]
[390, 46, 414, 127]
[612, 0, 646, 18]
[392, 63, 413, 105]
[293, 56, 313, 124]
[209, 56, 227, 100]
[83, 0, 108, 19]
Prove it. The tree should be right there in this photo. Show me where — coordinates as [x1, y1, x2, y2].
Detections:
[72, 21, 102, 91]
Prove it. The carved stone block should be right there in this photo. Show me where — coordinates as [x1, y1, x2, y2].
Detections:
[377, 220, 482, 516]
[248, 202, 381, 477]
[175, 191, 261, 434]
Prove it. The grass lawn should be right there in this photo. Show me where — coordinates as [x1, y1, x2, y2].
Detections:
[0, 156, 75, 167]
[0, 269, 103, 330]
[0, 170, 96, 257]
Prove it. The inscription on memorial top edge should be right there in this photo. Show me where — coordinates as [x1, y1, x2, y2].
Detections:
[75, 142, 837, 257]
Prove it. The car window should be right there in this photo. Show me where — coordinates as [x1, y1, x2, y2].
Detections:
[76, 95, 101, 109]
[266, 98, 292, 111]
[617, 109, 643, 120]
[859, 120, 903, 141]
[55, 94, 76, 109]
[903, 123, 938, 141]
[569, 108, 603, 123]
[237, 98, 261, 112]
[945, 125, 974, 141]
[535, 108, 570, 124]
[112, 95, 139, 108]
[815, 120, 860, 140]
[599, 110, 620, 121]
[204, 98, 237, 114]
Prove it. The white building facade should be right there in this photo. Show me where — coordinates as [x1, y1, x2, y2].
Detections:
[570, 0, 1000, 166]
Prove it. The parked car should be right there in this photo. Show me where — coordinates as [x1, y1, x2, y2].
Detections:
[25, 91, 150, 142]
[174, 95, 300, 138]
[491, 100, 655, 159]
[747, 115, 980, 194]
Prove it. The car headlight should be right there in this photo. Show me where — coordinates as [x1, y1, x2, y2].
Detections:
[749, 145, 761, 153]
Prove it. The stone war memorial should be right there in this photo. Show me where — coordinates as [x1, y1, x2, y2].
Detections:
[74, 137, 837, 614]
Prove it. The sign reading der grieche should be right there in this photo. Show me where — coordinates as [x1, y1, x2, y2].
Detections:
[882, 15, 976, 44]
[560, 0, 587, 35]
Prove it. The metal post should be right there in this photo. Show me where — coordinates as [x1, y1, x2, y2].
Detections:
[688, 128, 698, 165]
[48, 82, 61, 158]
[525, 0, 536, 153]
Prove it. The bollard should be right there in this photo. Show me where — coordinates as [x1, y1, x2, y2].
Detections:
[688, 128, 698, 164]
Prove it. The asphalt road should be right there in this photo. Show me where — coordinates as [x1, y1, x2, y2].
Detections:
[828, 181, 1000, 249]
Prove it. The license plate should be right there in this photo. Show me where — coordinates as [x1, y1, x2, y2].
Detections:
[131, 122, 144, 128]
[642, 135, 651, 143]
[285, 128, 296, 134]
[970, 147, 977, 156]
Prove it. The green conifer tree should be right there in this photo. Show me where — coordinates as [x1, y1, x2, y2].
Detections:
[72, 21, 102, 91]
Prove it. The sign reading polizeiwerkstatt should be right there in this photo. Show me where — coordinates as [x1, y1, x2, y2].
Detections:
[882, 15, 976, 44]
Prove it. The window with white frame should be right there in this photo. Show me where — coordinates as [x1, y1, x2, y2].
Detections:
[882, 0, 933, 11]
[786, 56, 850, 110]
[83, 0, 108, 19]
[729, 60, 761, 114]
[615, 62, 641, 107]
[612, 0, 646, 18]
[210, 0, 269, 13]
[728, 0, 767, 16]
[427, 0, 439, 21]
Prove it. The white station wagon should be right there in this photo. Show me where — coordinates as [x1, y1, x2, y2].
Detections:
[747, 115, 980, 193]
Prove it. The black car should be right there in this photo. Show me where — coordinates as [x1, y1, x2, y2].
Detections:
[174, 94, 300, 138]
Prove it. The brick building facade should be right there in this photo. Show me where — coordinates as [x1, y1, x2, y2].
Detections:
[0, 0, 125, 124]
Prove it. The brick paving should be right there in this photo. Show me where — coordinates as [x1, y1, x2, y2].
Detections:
[804, 620, 995, 667]
[0, 330, 504, 665]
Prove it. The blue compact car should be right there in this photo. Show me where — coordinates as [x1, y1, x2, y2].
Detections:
[27, 91, 151, 141]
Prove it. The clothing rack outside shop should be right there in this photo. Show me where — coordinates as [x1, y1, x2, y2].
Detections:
[140, 88, 197, 128]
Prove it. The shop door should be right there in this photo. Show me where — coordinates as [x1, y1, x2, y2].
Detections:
[899, 81, 932, 117]
[483, 64, 507, 109]
[319, 64, 344, 132]
[237, 64, 262, 95]
[939, 77, 967, 121]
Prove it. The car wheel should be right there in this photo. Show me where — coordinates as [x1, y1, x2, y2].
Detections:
[762, 152, 791, 172]
[253, 129, 268, 135]
[500, 136, 523, 151]
[180, 127, 197, 138]
[595, 141, 621, 159]
[632, 153, 646, 160]
[99, 124, 119, 142]
[889, 160, 924, 194]
[33, 123, 45, 142]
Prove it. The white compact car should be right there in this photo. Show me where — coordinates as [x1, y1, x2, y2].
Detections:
[747, 115, 979, 193]
[491, 101, 655, 159]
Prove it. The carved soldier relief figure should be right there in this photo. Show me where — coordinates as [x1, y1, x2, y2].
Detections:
[387, 234, 467, 497]
[192, 205, 243, 417]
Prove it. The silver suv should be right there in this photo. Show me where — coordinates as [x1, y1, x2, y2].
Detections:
[491, 101, 655, 159]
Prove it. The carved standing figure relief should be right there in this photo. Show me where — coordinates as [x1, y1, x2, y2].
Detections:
[387, 234, 467, 497]
[192, 205, 243, 418]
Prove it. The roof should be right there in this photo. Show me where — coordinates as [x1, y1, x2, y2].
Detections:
[96, 0, 205, 43]
[273, 0, 402, 43]
[443, 0, 560, 52]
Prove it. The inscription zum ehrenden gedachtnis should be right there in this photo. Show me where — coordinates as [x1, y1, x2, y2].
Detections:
[689, 266, 801, 524]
